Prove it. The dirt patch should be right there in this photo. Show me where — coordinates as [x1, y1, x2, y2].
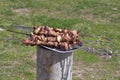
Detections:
[73, 61, 85, 79]
[115, 71, 120, 78]
[12, 8, 31, 16]
[73, 59, 120, 79]
[75, 8, 110, 23]
[30, 53, 37, 62]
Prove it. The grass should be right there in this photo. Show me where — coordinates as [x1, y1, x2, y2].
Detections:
[0, 0, 120, 80]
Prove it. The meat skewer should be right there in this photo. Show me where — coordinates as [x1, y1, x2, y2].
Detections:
[23, 26, 82, 51]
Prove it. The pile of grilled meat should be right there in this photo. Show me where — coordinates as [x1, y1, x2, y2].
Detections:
[23, 26, 82, 51]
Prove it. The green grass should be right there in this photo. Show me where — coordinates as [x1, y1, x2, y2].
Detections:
[0, 0, 120, 80]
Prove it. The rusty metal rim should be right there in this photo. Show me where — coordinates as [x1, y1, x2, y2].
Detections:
[40, 44, 82, 53]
